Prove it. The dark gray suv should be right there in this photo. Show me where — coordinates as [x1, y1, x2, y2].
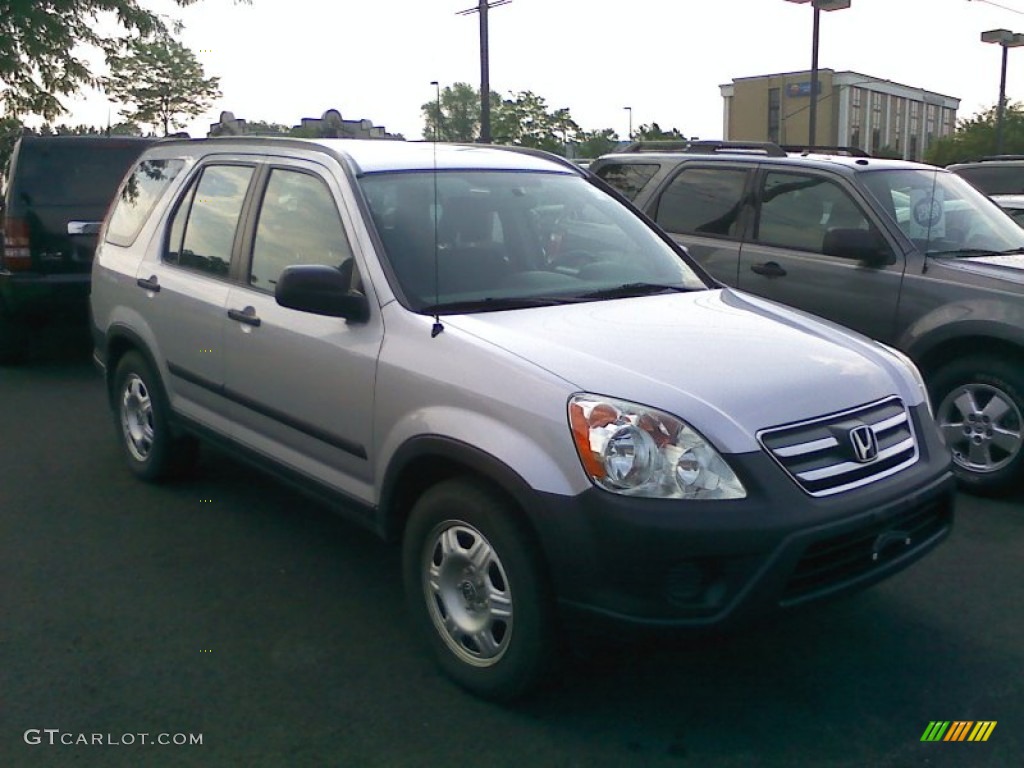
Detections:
[592, 147, 1024, 494]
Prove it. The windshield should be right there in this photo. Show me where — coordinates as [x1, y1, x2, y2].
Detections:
[860, 168, 1024, 257]
[359, 170, 706, 313]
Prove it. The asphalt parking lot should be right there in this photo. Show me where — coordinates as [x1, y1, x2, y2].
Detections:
[2, 334, 1022, 768]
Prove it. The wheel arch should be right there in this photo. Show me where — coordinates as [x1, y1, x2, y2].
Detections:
[911, 331, 1024, 380]
[102, 324, 163, 408]
[378, 436, 548, 546]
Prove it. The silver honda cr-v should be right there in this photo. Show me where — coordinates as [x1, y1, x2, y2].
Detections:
[91, 137, 955, 700]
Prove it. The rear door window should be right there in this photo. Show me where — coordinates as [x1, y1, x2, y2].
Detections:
[654, 167, 749, 239]
[165, 164, 254, 277]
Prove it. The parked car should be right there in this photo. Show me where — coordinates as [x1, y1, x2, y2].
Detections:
[948, 156, 1024, 196]
[948, 157, 1024, 227]
[0, 134, 156, 362]
[91, 137, 954, 700]
[991, 193, 1024, 226]
[590, 146, 1024, 494]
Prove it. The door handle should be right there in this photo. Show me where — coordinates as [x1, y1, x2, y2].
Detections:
[136, 275, 160, 292]
[228, 306, 261, 327]
[750, 261, 787, 278]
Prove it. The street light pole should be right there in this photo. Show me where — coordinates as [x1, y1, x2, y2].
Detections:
[457, 0, 511, 144]
[785, 0, 851, 147]
[982, 28, 1024, 155]
[809, 4, 821, 146]
[624, 106, 632, 140]
[430, 80, 442, 141]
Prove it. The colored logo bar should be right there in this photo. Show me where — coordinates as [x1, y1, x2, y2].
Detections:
[921, 721, 997, 742]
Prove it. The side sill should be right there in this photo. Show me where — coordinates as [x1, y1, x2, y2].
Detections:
[174, 412, 384, 539]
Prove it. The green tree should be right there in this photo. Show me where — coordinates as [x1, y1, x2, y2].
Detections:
[0, 1, 244, 121]
[0, 115, 25, 176]
[51, 122, 142, 136]
[634, 122, 686, 141]
[103, 35, 221, 135]
[926, 103, 1024, 166]
[421, 82, 493, 142]
[491, 91, 579, 154]
[245, 120, 291, 136]
[577, 128, 620, 159]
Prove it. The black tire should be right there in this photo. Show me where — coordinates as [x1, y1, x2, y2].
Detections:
[0, 313, 28, 365]
[929, 355, 1024, 495]
[111, 351, 198, 481]
[402, 477, 555, 701]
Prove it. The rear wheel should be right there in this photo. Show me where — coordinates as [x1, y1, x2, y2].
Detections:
[930, 355, 1024, 495]
[402, 478, 555, 701]
[0, 314, 28, 365]
[112, 351, 197, 481]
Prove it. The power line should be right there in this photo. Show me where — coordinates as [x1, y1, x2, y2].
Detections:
[969, 0, 1024, 16]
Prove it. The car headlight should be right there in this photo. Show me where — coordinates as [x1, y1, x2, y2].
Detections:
[568, 394, 746, 500]
[878, 343, 932, 416]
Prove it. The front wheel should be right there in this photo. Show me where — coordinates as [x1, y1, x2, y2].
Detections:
[930, 355, 1024, 495]
[402, 478, 555, 701]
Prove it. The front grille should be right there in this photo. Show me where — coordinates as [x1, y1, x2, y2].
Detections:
[781, 495, 952, 604]
[758, 397, 919, 496]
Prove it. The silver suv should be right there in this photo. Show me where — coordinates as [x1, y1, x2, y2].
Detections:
[91, 137, 954, 700]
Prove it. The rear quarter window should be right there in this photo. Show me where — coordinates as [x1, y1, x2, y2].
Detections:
[105, 159, 185, 247]
[593, 162, 660, 201]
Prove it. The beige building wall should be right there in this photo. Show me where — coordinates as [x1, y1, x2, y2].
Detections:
[721, 70, 959, 160]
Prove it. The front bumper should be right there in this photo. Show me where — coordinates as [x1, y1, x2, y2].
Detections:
[526, 405, 954, 628]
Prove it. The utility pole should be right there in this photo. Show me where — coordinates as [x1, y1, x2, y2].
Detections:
[457, 0, 510, 144]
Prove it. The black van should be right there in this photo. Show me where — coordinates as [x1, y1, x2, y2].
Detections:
[0, 134, 156, 362]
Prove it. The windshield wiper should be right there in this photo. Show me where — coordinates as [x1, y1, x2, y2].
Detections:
[929, 246, 1024, 258]
[575, 282, 697, 300]
[421, 296, 579, 314]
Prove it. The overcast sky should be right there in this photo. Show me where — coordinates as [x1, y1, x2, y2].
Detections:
[58, 0, 1024, 140]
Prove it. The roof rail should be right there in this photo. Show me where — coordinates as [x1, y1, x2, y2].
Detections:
[978, 154, 1024, 162]
[618, 140, 692, 153]
[684, 140, 787, 157]
[782, 145, 870, 157]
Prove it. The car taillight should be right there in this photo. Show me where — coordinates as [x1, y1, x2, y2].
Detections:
[2, 217, 32, 272]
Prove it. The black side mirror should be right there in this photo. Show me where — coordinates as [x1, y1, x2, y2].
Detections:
[275, 264, 369, 322]
[822, 228, 894, 266]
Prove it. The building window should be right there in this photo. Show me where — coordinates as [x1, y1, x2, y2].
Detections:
[768, 88, 780, 143]
[871, 91, 883, 147]
[849, 87, 863, 149]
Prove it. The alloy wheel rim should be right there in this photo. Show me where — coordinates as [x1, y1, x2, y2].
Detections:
[937, 382, 1023, 475]
[120, 374, 155, 462]
[422, 521, 513, 667]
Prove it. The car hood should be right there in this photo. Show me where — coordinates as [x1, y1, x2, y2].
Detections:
[443, 288, 920, 454]
[932, 253, 1024, 283]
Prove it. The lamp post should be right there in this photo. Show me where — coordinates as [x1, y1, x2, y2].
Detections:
[430, 80, 442, 141]
[624, 106, 633, 140]
[982, 28, 1024, 155]
[457, 0, 511, 144]
[785, 0, 851, 147]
